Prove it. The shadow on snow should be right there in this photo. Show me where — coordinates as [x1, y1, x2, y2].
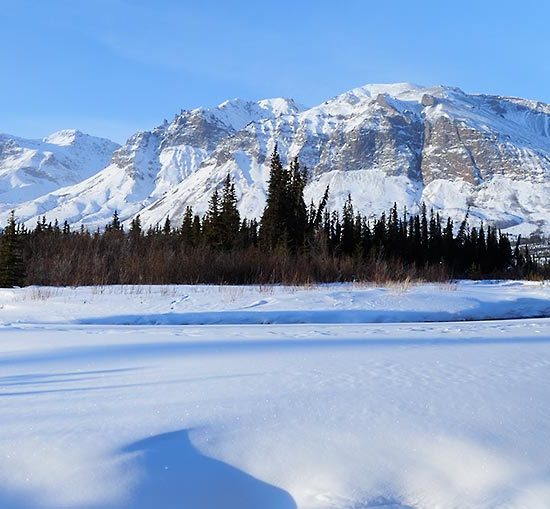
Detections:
[0, 429, 297, 509]
[73, 296, 550, 326]
[116, 428, 297, 509]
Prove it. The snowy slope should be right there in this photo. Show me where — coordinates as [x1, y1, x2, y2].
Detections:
[0, 99, 302, 228]
[2, 84, 550, 233]
[1, 281, 550, 509]
[0, 130, 119, 206]
[130, 84, 550, 234]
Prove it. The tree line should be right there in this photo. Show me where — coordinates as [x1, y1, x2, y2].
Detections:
[0, 148, 544, 287]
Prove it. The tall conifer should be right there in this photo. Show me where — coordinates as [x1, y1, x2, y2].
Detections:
[0, 211, 25, 287]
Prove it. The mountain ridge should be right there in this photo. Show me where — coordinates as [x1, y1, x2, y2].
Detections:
[0, 129, 119, 206]
[1, 83, 550, 235]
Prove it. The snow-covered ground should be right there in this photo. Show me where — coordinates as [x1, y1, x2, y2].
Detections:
[1, 281, 550, 508]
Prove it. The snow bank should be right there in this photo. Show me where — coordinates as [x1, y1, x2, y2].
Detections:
[0, 280, 549, 326]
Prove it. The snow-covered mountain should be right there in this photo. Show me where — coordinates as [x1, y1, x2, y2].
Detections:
[2, 84, 550, 235]
[0, 129, 119, 206]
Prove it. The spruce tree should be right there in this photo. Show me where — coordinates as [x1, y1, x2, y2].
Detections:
[219, 174, 240, 250]
[0, 211, 25, 287]
[341, 194, 355, 254]
[129, 215, 142, 237]
[497, 231, 512, 269]
[181, 206, 194, 245]
[287, 157, 308, 250]
[163, 216, 172, 236]
[260, 146, 288, 249]
[191, 215, 202, 246]
[420, 202, 428, 248]
[373, 212, 387, 253]
[442, 217, 454, 264]
[106, 210, 122, 232]
[203, 188, 221, 248]
[260, 150, 309, 251]
[387, 203, 400, 255]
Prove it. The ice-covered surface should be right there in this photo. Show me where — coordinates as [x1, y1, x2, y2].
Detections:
[1, 281, 550, 508]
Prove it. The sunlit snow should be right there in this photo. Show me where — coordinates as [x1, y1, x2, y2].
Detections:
[1, 281, 550, 508]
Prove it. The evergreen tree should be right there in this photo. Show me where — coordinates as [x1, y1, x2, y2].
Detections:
[191, 215, 202, 246]
[361, 218, 372, 258]
[497, 232, 512, 270]
[412, 215, 421, 262]
[260, 146, 289, 249]
[312, 186, 330, 228]
[478, 223, 487, 262]
[260, 150, 310, 251]
[387, 203, 400, 255]
[341, 194, 355, 254]
[485, 226, 499, 271]
[219, 174, 241, 250]
[373, 212, 387, 253]
[287, 157, 308, 249]
[163, 216, 172, 236]
[420, 202, 428, 248]
[332, 210, 342, 251]
[203, 188, 221, 247]
[106, 210, 123, 232]
[514, 235, 523, 268]
[181, 206, 194, 245]
[0, 211, 25, 287]
[129, 215, 142, 241]
[442, 217, 454, 264]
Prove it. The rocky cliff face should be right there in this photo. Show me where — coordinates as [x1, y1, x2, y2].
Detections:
[1, 84, 550, 235]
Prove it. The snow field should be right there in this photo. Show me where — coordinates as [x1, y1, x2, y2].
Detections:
[1, 282, 550, 508]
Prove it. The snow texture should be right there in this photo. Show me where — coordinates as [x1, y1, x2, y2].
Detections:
[1, 281, 550, 508]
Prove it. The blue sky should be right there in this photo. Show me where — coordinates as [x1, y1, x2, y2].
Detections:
[2, 0, 549, 143]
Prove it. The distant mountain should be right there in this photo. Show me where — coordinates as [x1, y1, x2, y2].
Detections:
[0, 129, 119, 207]
[2, 84, 550, 235]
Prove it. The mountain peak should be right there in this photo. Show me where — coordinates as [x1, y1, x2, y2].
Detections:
[257, 97, 304, 116]
[43, 129, 84, 146]
[358, 82, 423, 94]
[334, 83, 469, 105]
[186, 97, 305, 133]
